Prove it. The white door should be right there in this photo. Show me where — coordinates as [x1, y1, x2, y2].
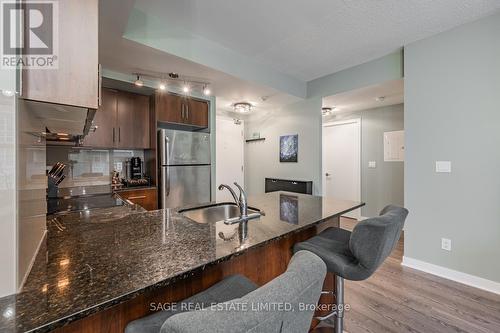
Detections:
[216, 117, 244, 202]
[322, 119, 361, 219]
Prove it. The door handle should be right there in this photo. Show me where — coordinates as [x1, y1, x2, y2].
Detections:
[98, 64, 102, 106]
[165, 137, 170, 196]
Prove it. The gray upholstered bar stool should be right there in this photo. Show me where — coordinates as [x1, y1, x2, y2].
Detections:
[125, 250, 326, 333]
[294, 205, 408, 333]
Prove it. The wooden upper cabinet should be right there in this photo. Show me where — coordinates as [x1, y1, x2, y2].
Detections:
[157, 93, 183, 124]
[84, 88, 150, 149]
[83, 89, 117, 148]
[21, 0, 99, 109]
[186, 98, 209, 128]
[156, 92, 209, 128]
[116, 92, 135, 149]
[133, 94, 151, 149]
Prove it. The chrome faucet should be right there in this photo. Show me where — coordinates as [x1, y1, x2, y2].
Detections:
[218, 182, 254, 224]
[218, 184, 239, 206]
[233, 182, 248, 217]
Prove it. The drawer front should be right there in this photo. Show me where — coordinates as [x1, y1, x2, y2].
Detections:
[118, 188, 157, 211]
[265, 179, 311, 194]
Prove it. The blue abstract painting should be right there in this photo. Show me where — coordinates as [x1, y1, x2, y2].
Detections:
[280, 134, 298, 162]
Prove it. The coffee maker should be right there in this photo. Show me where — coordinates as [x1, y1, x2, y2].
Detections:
[124, 157, 150, 187]
[130, 157, 142, 179]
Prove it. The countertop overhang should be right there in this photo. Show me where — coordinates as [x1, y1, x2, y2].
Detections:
[0, 191, 363, 333]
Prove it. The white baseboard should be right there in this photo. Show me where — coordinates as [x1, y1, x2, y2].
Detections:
[402, 256, 500, 295]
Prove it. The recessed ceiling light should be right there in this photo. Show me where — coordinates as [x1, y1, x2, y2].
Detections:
[134, 75, 143, 87]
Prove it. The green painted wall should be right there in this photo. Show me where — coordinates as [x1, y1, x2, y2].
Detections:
[404, 12, 500, 283]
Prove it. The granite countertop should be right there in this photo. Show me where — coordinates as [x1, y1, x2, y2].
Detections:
[0, 192, 363, 333]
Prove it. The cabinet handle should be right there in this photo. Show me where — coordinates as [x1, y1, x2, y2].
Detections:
[112, 128, 115, 143]
[98, 64, 102, 106]
[127, 195, 146, 200]
[118, 127, 121, 142]
[186, 104, 189, 119]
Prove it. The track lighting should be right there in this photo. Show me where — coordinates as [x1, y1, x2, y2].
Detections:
[203, 85, 211, 96]
[134, 75, 144, 87]
[132, 72, 211, 96]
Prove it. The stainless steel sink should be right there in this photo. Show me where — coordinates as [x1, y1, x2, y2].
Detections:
[179, 203, 262, 224]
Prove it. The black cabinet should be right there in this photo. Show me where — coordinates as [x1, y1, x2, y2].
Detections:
[265, 178, 313, 195]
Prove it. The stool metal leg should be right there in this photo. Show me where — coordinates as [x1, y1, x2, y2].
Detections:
[335, 276, 344, 333]
[314, 276, 345, 332]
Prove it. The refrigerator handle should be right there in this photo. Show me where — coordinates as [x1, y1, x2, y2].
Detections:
[165, 136, 170, 196]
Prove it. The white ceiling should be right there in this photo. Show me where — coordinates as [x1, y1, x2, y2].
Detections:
[322, 79, 404, 114]
[134, 0, 500, 81]
[99, 0, 300, 115]
[100, 0, 500, 115]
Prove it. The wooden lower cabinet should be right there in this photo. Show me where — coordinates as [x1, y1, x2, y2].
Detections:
[117, 188, 157, 211]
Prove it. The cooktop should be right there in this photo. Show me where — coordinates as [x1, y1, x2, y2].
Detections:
[47, 193, 125, 215]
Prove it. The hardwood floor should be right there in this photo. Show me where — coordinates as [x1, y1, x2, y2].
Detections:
[320, 217, 500, 333]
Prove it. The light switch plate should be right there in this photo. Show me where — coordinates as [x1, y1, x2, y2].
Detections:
[436, 161, 451, 173]
[368, 161, 377, 168]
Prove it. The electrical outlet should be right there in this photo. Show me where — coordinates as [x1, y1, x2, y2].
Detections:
[441, 238, 452, 251]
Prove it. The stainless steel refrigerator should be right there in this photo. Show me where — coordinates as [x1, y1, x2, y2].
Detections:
[158, 129, 211, 209]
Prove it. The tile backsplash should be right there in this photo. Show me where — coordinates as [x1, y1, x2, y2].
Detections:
[46, 146, 145, 188]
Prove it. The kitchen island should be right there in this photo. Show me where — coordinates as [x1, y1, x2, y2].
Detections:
[0, 192, 363, 333]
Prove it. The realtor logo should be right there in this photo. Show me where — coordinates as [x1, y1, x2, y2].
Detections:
[1, 1, 58, 69]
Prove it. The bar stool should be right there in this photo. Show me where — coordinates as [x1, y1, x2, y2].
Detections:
[293, 205, 408, 333]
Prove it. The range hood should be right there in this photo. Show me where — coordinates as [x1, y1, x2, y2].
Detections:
[19, 99, 96, 144]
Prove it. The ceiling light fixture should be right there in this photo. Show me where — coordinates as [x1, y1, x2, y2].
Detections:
[203, 85, 211, 96]
[133, 72, 211, 95]
[376, 96, 385, 102]
[322, 107, 336, 116]
[134, 75, 144, 87]
[233, 102, 252, 114]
